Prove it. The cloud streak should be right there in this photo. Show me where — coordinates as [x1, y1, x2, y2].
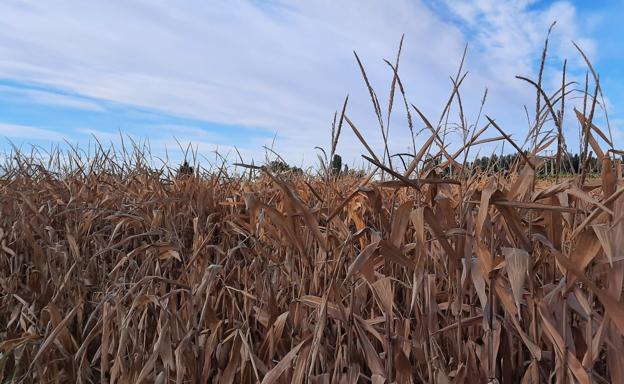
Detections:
[0, 84, 105, 112]
[0, 122, 64, 142]
[0, 0, 615, 163]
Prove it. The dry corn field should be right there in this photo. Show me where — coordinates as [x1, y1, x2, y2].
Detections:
[2, 39, 624, 383]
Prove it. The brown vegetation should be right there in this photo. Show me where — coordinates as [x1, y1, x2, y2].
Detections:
[1, 32, 624, 383]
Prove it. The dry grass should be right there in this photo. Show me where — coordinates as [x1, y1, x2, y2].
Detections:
[1, 35, 624, 383]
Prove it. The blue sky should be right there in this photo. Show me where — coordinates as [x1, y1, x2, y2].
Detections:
[0, 0, 621, 165]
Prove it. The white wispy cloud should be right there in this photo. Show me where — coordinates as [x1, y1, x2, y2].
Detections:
[0, 0, 607, 162]
[0, 85, 105, 112]
[437, 0, 596, 77]
[23, 89, 105, 112]
[0, 122, 64, 141]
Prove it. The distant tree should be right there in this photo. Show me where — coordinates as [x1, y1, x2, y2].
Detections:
[572, 153, 580, 173]
[177, 161, 194, 177]
[331, 154, 342, 176]
[267, 160, 302, 175]
[341, 164, 366, 178]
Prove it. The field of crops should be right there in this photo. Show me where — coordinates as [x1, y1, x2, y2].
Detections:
[1, 40, 624, 383]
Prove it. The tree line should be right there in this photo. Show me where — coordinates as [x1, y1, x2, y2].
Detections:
[469, 152, 604, 175]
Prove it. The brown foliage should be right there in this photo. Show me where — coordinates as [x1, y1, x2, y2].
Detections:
[1, 34, 624, 383]
[1, 147, 623, 383]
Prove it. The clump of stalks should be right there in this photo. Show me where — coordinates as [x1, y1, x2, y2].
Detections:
[1, 30, 624, 383]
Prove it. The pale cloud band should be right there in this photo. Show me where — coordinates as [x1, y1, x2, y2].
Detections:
[0, 0, 618, 164]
